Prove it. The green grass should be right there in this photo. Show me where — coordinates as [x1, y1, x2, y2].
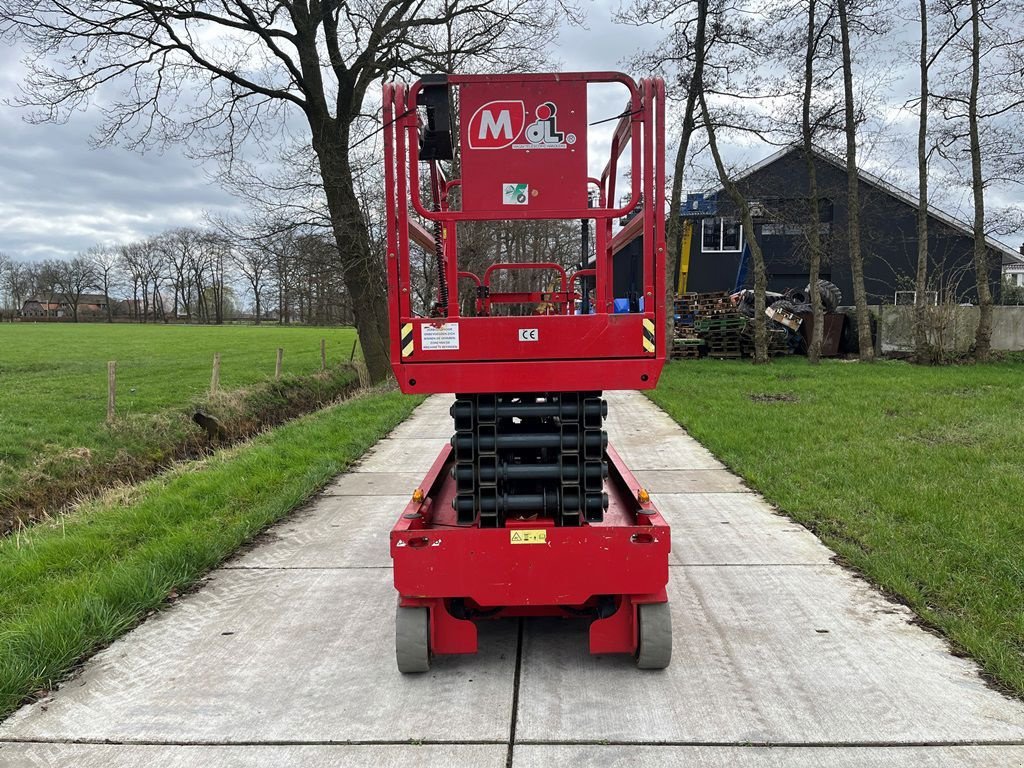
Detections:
[0, 324, 359, 526]
[649, 358, 1024, 697]
[0, 323, 357, 475]
[0, 387, 424, 718]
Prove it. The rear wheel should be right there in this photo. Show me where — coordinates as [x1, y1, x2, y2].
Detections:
[396, 605, 431, 674]
[636, 602, 672, 669]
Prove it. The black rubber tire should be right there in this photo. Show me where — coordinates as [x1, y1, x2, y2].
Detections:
[738, 293, 756, 317]
[769, 299, 796, 313]
[636, 602, 672, 669]
[396, 605, 430, 674]
[807, 279, 842, 312]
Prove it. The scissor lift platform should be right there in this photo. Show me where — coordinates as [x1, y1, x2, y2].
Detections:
[382, 71, 670, 672]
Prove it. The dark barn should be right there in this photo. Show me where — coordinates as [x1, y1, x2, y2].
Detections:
[684, 146, 1020, 304]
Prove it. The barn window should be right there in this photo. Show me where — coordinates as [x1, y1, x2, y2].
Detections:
[701, 217, 744, 253]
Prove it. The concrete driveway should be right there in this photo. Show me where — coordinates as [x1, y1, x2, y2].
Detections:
[2, 392, 1024, 767]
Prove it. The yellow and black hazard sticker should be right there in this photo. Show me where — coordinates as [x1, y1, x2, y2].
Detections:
[401, 322, 414, 358]
[642, 318, 656, 353]
[510, 529, 546, 545]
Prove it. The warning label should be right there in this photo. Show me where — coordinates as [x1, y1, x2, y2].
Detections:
[510, 529, 547, 545]
[421, 323, 460, 351]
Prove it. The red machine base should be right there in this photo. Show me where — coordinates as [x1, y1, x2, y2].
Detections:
[391, 443, 672, 668]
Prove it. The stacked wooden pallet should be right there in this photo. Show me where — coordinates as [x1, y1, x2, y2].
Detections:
[741, 324, 791, 357]
[694, 291, 732, 316]
[672, 293, 702, 360]
[672, 321, 704, 360]
[675, 291, 794, 360]
[695, 313, 747, 358]
[672, 326, 704, 359]
[674, 293, 698, 327]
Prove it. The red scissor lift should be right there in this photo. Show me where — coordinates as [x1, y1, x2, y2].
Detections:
[383, 72, 671, 672]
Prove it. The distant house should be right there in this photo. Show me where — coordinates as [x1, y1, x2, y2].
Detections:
[20, 293, 110, 319]
[684, 145, 1024, 304]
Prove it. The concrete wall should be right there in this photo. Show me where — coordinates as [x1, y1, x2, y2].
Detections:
[877, 305, 1024, 354]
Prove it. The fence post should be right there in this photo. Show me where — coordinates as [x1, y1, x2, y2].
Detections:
[211, 352, 221, 394]
[320, 338, 327, 371]
[275, 348, 284, 380]
[107, 361, 117, 423]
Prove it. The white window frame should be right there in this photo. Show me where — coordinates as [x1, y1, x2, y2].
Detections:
[701, 217, 744, 253]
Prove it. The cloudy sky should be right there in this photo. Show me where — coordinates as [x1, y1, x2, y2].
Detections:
[0, 3, 1019, 262]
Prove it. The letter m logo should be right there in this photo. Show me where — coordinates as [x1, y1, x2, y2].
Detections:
[467, 100, 526, 149]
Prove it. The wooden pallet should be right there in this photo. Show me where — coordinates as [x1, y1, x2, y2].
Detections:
[671, 344, 703, 360]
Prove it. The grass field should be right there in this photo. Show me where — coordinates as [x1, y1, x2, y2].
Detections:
[650, 358, 1024, 697]
[0, 387, 423, 718]
[0, 324, 359, 526]
[0, 323, 358, 473]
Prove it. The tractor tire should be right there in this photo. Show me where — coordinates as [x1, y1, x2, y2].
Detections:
[636, 602, 672, 669]
[738, 292, 756, 317]
[396, 605, 431, 674]
[769, 299, 796, 313]
[806, 279, 842, 312]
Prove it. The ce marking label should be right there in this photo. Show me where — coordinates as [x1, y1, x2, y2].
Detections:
[518, 328, 539, 342]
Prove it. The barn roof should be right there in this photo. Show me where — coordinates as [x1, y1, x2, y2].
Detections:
[719, 145, 1024, 267]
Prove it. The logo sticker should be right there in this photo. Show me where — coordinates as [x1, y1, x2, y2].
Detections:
[468, 100, 576, 151]
[503, 183, 529, 205]
[517, 102, 576, 149]
[518, 328, 539, 341]
[467, 100, 526, 149]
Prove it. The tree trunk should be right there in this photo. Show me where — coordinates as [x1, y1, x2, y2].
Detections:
[315, 131, 391, 383]
[802, 0, 824, 364]
[838, 0, 873, 361]
[699, 90, 769, 364]
[968, 0, 992, 361]
[914, 0, 930, 361]
[664, 0, 708, 341]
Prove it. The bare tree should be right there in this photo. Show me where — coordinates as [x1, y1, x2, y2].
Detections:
[1, 0, 559, 382]
[699, 89, 771, 363]
[87, 245, 122, 322]
[836, 0, 875, 360]
[932, 0, 1024, 361]
[51, 255, 99, 322]
[229, 242, 275, 323]
[914, 0, 932, 359]
[204, 233, 231, 325]
[619, 0, 709, 338]
[119, 241, 156, 322]
[0, 252, 10, 316]
[156, 228, 207, 322]
[799, 0, 836, 363]
[966, 0, 990, 359]
[2, 259, 33, 316]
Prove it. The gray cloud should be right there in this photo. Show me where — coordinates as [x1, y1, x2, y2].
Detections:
[0, 4, 1020, 261]
[0, 43, 241, 260]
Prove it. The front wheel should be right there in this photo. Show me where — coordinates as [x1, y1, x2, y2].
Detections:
[396, 605, 431, 674]
[636, 602, 672, 669]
